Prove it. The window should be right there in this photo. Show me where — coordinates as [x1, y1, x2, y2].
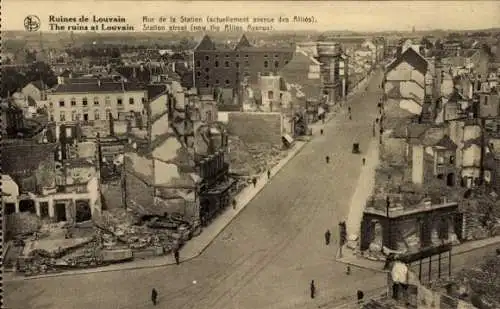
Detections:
[274, 54, 279, 58]
[236, 54, 240, 58]
[205, 68, 210, 73]
[205, 55, 210, 61]
[82, 97, 88, 106]
[285, 60, 289, 65]
[225, 54, 229, 58]
[105, 96, 111, 105]
[438, 156, 444, 164]
[215, 61, 219, 67]
[49, 101, 53, 107]
[224, 61, 230, 68]
[94, 110, 100, 120]
[225, 79, 230, 85]
[264, 54, 268, 58]
[197, 71, 201, 77]
[141, 97, 146, 104]
[274, 61, 280, 68]
[129, 98, 135, 105]
[60, 111, 66, 121]
[484, 96, 489, 105]
[264, 61, 269, 68]
[215, 79, 220, 85]
[65, 127, 72, 137]
[117, 98, 123, 105]
[205, 75, 209, 81]
[71, 97, 76, 106]
[245, 61, 249, 67]
[106, 109, 112, 119]
[205, 83, 209, 88]
[50, 114, 54, 121]
[93, 97, 99, 105]
[72, 111, 77, 121]
[196, 60, 201, 67]
[206, 111, 212, 122]
[59, 100, 65, 107]
[450, 156, 455, 164]
[268, 91, 274, 100]
[235, 62, 240, 68]
[245, 54, 249, 58]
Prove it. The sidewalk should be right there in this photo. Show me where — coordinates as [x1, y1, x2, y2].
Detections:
[5, 72, 377, 283]
[336, 235, 500, 273]
[5, 140, 308, 282]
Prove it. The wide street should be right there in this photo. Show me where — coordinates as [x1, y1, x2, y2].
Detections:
[6, 70, 387, 309]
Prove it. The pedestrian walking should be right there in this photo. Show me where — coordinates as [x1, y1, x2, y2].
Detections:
[252, 177, 257, 187]
[232, 198, 237, 210]
[267, 169, 271, 180]
[310, 280, 316, 299]
[325, 156, 330, 164]
[324, 229, 331, 246]
[349, 114, 352, 120]
[348, 106, 351, 114]
[362, 158, 366, 165]
[174, 249, 180, 265]
[151, 288, 158, 306]
[357, 290, 364, 304]
[320, 129, 324, 135]
[346, 265, 351, 275]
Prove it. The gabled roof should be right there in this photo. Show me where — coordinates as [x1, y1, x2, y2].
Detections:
[433, 135, 457, 150]
[26, 80, 47, 91]
[387, 47, 428, 75]
[194, 35, 216, 51]
[234, 34, 252, 50]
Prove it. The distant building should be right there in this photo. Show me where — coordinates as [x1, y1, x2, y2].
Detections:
[22, 80, 48, 101]
[385, 47, 430, 115]
[47, 79, 147, 123]
[192, 34, 294, 91]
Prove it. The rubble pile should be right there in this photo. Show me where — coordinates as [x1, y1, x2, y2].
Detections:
[6, 212, 42, 236]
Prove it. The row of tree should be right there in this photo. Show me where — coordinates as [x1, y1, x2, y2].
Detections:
[1, 61, 57, 98]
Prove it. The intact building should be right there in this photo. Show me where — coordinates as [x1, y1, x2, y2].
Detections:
[192, 34, 294, 91]
[47, 79, 147, 124]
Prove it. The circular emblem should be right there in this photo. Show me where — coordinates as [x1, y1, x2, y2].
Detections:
[24, 15, 41, 32]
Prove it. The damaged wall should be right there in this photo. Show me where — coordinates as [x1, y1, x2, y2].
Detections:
[227, 112, 282, 146]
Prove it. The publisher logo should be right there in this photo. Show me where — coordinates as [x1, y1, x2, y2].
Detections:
[24, 15, 41, 32]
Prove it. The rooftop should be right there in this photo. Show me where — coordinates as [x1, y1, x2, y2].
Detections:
[386, 47, 429, 75]
[51, 81, 145, 94]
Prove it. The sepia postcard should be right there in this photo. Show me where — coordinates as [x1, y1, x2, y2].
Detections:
[2, 1, 500, 308]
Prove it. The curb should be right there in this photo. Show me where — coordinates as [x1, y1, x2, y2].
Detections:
[6, 73, 377, 283]
[6, 142, 309, 282]
[335, 238, 500, 275]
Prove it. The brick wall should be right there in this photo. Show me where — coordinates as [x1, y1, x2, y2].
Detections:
[227, 112, 282, 146]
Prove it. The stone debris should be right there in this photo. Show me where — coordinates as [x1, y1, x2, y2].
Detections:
[6, 212, 42, 236]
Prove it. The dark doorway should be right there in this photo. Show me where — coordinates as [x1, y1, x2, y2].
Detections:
[75, 200, 92, 222]
[19, 200, 36, 213]
[5, 203, 16, 215]
[446, 173, 455, 187]
[40, 202, 49, 218]
[83, 113, 89, 121]
[55, 203, 67, 222]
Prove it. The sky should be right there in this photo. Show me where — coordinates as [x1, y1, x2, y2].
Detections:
[3, 1, 500, 33]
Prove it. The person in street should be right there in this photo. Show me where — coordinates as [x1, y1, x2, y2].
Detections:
[252, 177, 257, 187]
[349, 114, 352, 120]
[357, 290, 364, 304]
[346, 265, 351, 275]
[362, 158, 366, 165]
[325, 156, 330, 164]
[151, 288, 158, 306]
[232, 199, 237, 210]
[324, 229, 331, 246]
[320, 129, 324, 135]
[174, 249, 180, 265]
[310, 280, 316, 299]
[267, 169, 271, 180]
[348, 106, 351, 114]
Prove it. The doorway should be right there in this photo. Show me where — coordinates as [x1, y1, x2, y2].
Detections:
[5, 203, 16, 215]
[75, 200, 92, 222]
[446, 173, 455, 187]
[55, 203, 67, 222]
[40, 202, 49, 219]
[83, 113, 89, 121]
[19, 199, 36, 213]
